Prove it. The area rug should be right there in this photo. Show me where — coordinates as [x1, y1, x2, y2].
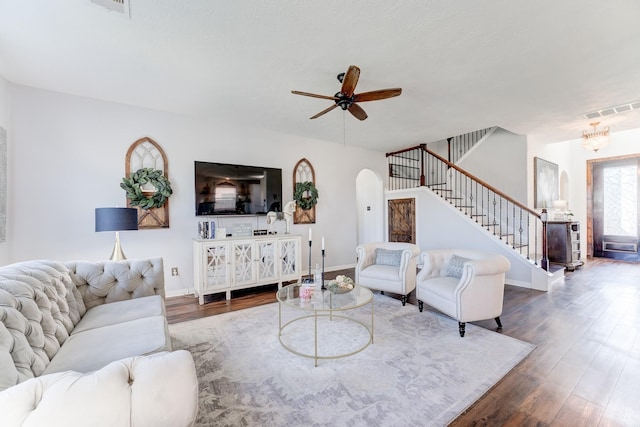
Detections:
[169, 294, 534, 427]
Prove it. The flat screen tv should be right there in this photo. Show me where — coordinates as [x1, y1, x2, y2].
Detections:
[194, 161, 283, 216]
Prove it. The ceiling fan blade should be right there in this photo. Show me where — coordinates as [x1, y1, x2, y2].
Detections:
[310, 104, 339, 119]
[348, 103, 368, 121]
[291, 90, 339, 101]
[340, 65, 360, 97]
[353, 88, 402, 102]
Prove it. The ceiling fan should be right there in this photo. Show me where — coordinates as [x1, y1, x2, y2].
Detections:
[291, 65, 402, 121]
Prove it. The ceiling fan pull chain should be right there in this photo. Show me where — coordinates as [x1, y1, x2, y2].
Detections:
[343, 111, 346, 146]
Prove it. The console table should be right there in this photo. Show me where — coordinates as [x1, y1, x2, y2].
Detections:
[193, 234, 302, 304]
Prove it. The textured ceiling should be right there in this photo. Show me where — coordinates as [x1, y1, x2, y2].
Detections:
[1, 0, 640, 152]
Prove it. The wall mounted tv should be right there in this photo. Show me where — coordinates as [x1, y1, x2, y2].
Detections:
[194, 161, 283, 216]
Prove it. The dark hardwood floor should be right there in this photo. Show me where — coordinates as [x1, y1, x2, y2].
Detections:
[166, 258, 640, 426]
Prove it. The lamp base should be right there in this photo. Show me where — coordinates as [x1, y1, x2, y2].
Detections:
[109, 231, 127, 261]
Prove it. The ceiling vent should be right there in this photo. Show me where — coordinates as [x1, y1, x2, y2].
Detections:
[91, 0, 129, 16]
[585, 100, 640, 119]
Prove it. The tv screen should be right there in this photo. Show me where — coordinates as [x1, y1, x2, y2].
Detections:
[195, 161, 283, 216]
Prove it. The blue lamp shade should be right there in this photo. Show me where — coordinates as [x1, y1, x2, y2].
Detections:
[95, 208, 138, 261]
[95, 207, 138, 232]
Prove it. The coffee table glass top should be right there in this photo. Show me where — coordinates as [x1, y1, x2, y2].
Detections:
[277, 283, 373, 312]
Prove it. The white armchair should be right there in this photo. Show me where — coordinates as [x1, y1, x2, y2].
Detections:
[355, 242, 420, 305]
[416, 249, 510, 337]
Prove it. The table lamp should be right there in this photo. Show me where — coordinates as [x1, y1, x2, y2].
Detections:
[95, 207, 138, 261]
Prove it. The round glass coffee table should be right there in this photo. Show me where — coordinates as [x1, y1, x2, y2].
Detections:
[276, 283, 374, 366]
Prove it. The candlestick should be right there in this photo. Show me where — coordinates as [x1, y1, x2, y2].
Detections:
[301, 239, 313, 284]
[321, 248, 326, 290]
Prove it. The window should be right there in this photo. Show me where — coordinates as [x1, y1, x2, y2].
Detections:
[215, 183, 237, 212]
[603, 164, 637, 237]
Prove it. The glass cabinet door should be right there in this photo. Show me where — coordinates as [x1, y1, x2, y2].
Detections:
[279, 238, 300, 280]
[205, 243, 230, 290]
[232, 240, 256, 286]
[256, 239, 278, 282]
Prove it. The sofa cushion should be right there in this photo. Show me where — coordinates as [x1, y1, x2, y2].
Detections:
[66, 258, 165, 310]
[446, 255, 471, 278]
[0, 322, 21, 392]
[43, 316, 170, 375]
[359, 264, 400, 281]
[418, 276, 459, 318]
[374, 248, 403, 267]
[72, 295, 165, 335]
[0, 350, 198, 427]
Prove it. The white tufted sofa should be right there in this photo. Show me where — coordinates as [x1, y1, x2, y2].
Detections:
[0, 258, 198, 426]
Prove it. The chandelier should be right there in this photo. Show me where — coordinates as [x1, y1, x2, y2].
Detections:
[581, 122, 610, 152]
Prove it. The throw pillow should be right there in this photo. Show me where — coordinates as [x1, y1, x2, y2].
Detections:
[375, 248, 403, 267]
[446, 255, 471, 278]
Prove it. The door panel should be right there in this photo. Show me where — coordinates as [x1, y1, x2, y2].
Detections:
[592, 159, 640, 261]
[388, 198, 415, 243]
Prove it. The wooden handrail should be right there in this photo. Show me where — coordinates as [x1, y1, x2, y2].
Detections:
[418, 145, 541, 219]
[386, 144, 426, 157]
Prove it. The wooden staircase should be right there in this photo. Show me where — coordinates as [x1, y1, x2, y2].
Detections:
[386, 134, 559, 289]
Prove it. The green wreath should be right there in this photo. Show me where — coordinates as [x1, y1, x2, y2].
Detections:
[294, 181, 319, 211]
[121, 168, 173, 210]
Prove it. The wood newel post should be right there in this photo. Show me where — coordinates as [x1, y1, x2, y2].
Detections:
[541, 208, 549, 271]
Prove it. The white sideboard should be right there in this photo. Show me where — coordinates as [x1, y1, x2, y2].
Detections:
[193, 234, 302, 304]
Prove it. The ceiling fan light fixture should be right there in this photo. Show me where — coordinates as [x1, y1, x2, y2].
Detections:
[291, 65, 401, 121]
[581, 121, 610, 152]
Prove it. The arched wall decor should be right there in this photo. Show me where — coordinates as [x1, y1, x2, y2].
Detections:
[293, 158, 316, 224]
[125, 137, 170, 229]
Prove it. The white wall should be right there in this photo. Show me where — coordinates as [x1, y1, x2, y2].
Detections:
[459, 128, 528, 204]
[7, 85, 387, 295]
[0, 76, 9, 264]
[425, 127, 528, 204]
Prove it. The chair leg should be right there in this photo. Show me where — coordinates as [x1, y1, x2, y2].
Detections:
[418, 301, 424, 312]
[495, 317, 503, 329]
[458, 322, 466, 337]
[401, 295, 407, 306]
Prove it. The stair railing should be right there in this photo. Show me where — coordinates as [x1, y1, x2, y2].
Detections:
[387, 144, 548, 268]
[447, 127, 493, 163]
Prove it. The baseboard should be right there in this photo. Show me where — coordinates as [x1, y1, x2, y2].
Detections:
[165, 265, 356, 299]
[166, 288, 197, 298]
